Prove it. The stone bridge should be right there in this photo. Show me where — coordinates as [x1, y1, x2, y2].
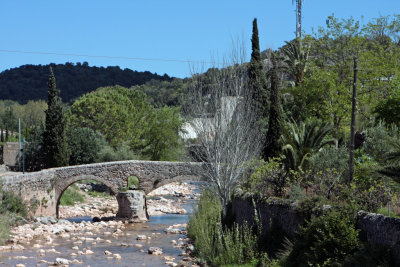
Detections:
[1, 160, 202, 217]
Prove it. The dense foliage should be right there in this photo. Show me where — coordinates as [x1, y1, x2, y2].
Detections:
[66, 127, 107, 166]
[131, 78, 185, 108]
[0, 62, 173, 103]
[0, 100, 47, 140]
[42, 67, 69, 168]
[68, 86, 154, 149]
[68, 85, 184, 160]
[286, 209, 360, 266]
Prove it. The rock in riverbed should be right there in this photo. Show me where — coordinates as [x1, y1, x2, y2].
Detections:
[148, 247, 163, 255]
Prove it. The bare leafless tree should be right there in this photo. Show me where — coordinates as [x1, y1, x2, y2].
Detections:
[184, 46, 263, 215]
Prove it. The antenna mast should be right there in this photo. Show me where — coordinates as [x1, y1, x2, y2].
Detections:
[293, 0, 304, 38]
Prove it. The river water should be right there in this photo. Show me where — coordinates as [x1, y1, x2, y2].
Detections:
[0, 191, 197, 266]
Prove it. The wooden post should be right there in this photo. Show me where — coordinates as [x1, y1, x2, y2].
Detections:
[349, 57, 358, 183]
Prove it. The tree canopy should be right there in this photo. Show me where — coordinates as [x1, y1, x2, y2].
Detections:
[0, 62, 173, 103]
[68, 85, 184, 161]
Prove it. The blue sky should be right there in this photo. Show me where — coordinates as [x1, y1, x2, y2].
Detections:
[0, 0, 399, 78]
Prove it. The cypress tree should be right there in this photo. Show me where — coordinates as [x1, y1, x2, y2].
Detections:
[0, 126, 3, 142]
[248, 18, 269, 121]
[42, 67, 69, 168]
[264, 53, 283, 159]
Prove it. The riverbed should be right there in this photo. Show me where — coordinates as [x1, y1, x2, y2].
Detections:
[0, 182, 199, 267]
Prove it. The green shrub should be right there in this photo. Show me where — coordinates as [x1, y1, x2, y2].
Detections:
[244, 158, 288, 198]
[285, 210, 360, 266]
[128, 176, 139, 189]
[0, 190, 28, 218]
[67, 127, 107, 166]
[188, 191, 261, 266]
[312, 145, 349, 178]
[374, 92, 400, 126]
[187, 190, 223, 261]
[0, 213, 13, 245]
[362, 121, 396, 164]
[0, 188, 29, 245]
[59, 185, 85, 206]
[96, 142, 139, 162]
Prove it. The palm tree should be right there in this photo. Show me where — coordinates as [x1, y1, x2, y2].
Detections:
[281, 38, 310, 86]
[379, 140, 400, 183]
[281, 120, 334, 172]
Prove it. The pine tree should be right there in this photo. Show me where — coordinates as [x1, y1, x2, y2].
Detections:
[42, 67, 69, 168]
[248, 18, 269, 121]
[264, 53, 283, 159]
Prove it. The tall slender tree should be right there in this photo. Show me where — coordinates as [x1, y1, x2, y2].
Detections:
[264, 53, 283, 159]
[42, 67, 69, 168]
[248, 18, 269, 123]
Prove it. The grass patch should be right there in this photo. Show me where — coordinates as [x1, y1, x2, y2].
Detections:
[87, 190, 112, 198]
[188, 190, 270, 266]
[377, 206, 400, 218]
[59, 185, 85, 206]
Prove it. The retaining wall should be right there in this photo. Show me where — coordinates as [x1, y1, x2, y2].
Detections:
[231, 194, 400, 264]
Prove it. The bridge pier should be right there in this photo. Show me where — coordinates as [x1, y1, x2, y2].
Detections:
[116, 190, 148, 222]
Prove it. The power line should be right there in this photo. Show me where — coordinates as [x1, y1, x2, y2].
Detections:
[0, 49, 221, 65]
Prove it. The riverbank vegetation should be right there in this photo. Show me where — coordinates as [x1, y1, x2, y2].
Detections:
[0, 187, 28, 245]
[187, 14, 400, 266]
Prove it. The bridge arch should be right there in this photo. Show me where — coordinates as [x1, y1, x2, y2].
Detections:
[55, 175, 119, 218]
[149, 175, 200, 192]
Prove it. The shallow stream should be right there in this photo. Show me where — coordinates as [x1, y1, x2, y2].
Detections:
[0, 196, 196, 266]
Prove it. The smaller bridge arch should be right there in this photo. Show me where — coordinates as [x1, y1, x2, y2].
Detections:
[55, 174, 119, 218]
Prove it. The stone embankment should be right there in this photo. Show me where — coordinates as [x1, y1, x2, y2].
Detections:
[232, 193, 400, 265]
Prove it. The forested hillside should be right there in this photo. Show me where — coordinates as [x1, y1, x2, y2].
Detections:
[0, 62, 173, 103]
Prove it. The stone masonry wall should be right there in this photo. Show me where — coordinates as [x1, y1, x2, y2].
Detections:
[232, 195, 400, 264]
[357, 211, 400, 265]
[2, 170, 57, 216]
[3, 142, 19, 167]
[231, 195, 303, 239]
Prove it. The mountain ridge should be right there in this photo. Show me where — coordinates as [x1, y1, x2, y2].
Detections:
[0, 62, 173, 103]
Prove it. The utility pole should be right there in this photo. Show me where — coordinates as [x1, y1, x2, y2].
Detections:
[18, 118, 21, 171]
[349, 57, 358, 183]
[293, 0, 304, 38]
